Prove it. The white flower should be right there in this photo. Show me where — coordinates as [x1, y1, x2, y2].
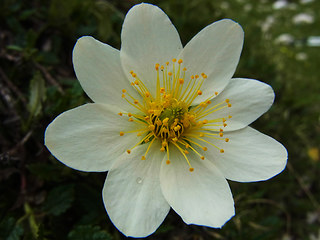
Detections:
[293, 13, 314, 24]
[275, 33, 295, 45]
[45, 3, 287, 238]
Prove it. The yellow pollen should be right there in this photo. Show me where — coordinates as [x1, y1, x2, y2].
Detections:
[197, 90, 202, 95]
[155, 63, 160, 70]
[160, 88, 165, 93]
[166, 160, 171, 164]
[134, 100, 139, 104]
[203, 119, 208, 124]
[160, 147, 165, 152]
[201, 156, 205, 160]
[206, 100, 211, 104]
[130, 70, 133, 74]
[219, 132, 224, 137]
[141, 156, 146, 160]
[168, 72, 172, 76]
[220, 149, 224, 153]
[189, 168, 194, 172]
[229, 115, 232, 118]
[215, 92, 218, 95]
[223, 123, 227, 127]
[172, 58, 176, 62]
[225, 138, 229, 142]
[145, 92, 150, 97]
[132, 73, 136, 78]
[184, 150, 189, 154]
[202, 147, 207, 151]
[122, 89, 126, 93]
[120, 131, 124, 136]
[128, 118, 133, 122]
[127, 150, 131, 154]
[225, 99, 230, 103]
[118, 112, 123, 116]
[161, 66, 164, 70]
[228, 103, 232, 107]
[195, 74, 199, 78]
[166, 61, 169, 65]
[179, 78, 184, 84]
[186, 144, 190, 148]
[122, 94, 125, 98]
[134, 80, 139, 85]
[128, 113, 132, 117]
[183, 67, 187, 71]
[178, 59, 183, 64]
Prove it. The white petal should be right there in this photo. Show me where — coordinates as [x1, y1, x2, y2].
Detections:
[205, 126, 287, 182]
[160, 149, 234, 227]
[120, 3, 183, 93]
[103, 143, 170, 238]
[202, 78, 275, 131]
[178, 19, 244, 105]
[45, 103, 142, 172]
[73, 36, 138, 111]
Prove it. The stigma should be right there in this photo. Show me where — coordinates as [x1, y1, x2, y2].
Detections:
[119, 59, 231, 172]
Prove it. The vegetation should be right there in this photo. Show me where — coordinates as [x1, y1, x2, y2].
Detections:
[0, 0, 319, 239]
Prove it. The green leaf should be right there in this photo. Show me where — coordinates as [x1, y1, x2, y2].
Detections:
[43, 184, 75, 216]
[28, 71, 46, 118]
[68, 225, 112, 240]
[0, 217, 24, 240]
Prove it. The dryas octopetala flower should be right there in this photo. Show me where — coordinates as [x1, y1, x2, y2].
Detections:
[45, 3, 287, 238]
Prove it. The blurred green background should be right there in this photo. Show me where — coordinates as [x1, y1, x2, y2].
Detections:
[0, 0, 319, 239]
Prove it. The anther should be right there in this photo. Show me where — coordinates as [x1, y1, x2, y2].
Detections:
[197, 90, 202, 95]
[120, 131, 124, 136]
[160, 88, 165, 93]
[122, 89, 126, 93]
[127, 150, 131, 154]
[132, 73, 137, 78]
[160, 147, 165, 152]
[134, 100, 139, 104]
[215, 92, 218, 95]
[145, 92, 150, 97]
[201, 156, 205, 160]
[128, 118, 133, 122]
[172, 58, 176, 62]
[225, 138, 229, 142]
[178, 59, 183, 64]
[220, 149, 224, 153]
[203, 119, 208, 124]
[155, 63, 160, 70]
[148, 125, 155, 131]
[179, 78, 184, 84]
[202, 147, 207, 151]
[128, 113, 132, 117]
[223, 123, 227, 127]
[134, 80, 139, 85]
[184, 150, 189, 154]
[189, 168, 194, 172]
[168, 72, 172, 76]
[118, 112, 123, 116]
[122, 94, 125, 98]
[183, 67, 187, 71]
[228, 115, 232, 118]
[225, 99, 230, 103]
[219, 132, 224, 137]
[166, 160, 171, 164]
[141, 156, 146, 160]
[195, 75, 199, 79]
[228, 103, 232, 107]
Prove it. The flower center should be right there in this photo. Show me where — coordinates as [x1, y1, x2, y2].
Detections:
[119, 59, 231, 172]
